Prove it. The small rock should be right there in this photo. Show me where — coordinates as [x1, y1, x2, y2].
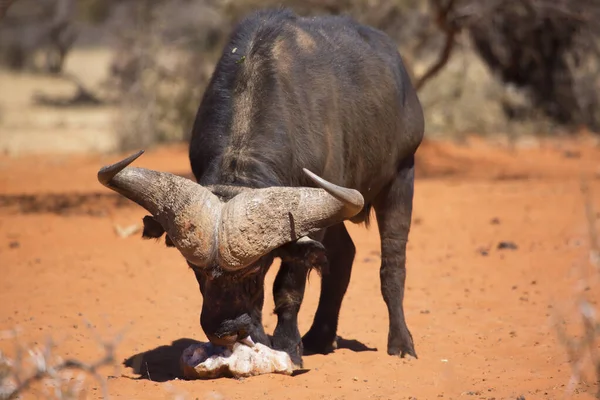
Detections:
[205, 391, 225, 400]
[490, 218, 500, 225]
[8, 241, 19, 249]
[477, 247, 489, 256]
[497, 241, 518, 250]
[563, 150, 581, 159]
[420, 309, 430, 314]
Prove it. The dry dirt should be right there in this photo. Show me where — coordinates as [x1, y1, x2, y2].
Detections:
[1, 135, 600, 400]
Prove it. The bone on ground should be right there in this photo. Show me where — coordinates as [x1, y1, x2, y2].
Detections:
[180, 339, 295, 379]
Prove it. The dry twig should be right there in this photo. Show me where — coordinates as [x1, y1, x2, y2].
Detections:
[554, 178, 600, 398]
[0, 0, 17, 20]
[0, 321, 123, 400]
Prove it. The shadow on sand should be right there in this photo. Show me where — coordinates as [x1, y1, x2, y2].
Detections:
[123, 338, 202, 382]
[336, 336, 378, 352]
[0, 172, 195, 217]
[123, 336, 377, 382]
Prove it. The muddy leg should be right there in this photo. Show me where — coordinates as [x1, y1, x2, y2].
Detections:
[373, 156, 417, 358]
[302, 223, 355, 354]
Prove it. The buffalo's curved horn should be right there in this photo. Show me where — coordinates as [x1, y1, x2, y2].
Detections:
[98, 150, 222, 267]
[217, 169, 364, 269]
[302, 168, 364, 218]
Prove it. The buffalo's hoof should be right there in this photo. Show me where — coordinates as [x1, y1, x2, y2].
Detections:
[301, 330, 337, 355]
[272, 337, 304, 368]
[387, 332, 417, 359]
[288, 345, 303, 368]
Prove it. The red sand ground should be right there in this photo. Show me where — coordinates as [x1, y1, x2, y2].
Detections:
[1, 136, 600, 400]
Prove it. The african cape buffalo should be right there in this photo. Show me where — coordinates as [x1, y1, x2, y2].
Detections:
[98, 7, 424, 368]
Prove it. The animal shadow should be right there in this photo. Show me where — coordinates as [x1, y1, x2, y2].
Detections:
[123, 338, 201, 382]
[123, 336, 377, 382]
[0, 172, 194, 218]
[336, 336, 377, 352]
[302, 336, 377, 356]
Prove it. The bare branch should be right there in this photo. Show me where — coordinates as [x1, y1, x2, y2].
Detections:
[414, 0, 460, 91]
[0, 0, 17, 20]
[553, 178, 600, 398]
[1, 322, 124, 400]
[414, 23, 458, 91]
[5, 347, 116, 400]
[581, 179, 600, 266]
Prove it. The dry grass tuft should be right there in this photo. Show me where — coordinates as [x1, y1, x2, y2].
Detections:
[0, 320, 122, 400]
[554, 179, 600, 398]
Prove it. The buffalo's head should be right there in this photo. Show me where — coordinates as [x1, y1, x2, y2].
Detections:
[97, 150, 364, 349]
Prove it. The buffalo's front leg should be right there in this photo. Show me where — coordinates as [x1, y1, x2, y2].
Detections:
[373, 155, 417, 358]
[272, 237, 327, 367]
[302, 223, 355, 354]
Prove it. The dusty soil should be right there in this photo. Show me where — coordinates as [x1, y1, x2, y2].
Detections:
[1, 136, 600, 400]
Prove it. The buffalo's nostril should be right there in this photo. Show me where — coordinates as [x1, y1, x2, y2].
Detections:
[203, 314, 253, 348]
[239, 336, 255, 347]
[213, 314, 251, 335]
[207, 333, 238, 348]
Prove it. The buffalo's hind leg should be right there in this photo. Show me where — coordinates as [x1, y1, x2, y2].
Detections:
[302, 223, 356, 354]
[373, 155, 417, 358]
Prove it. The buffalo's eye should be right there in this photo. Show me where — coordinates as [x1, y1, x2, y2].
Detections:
[188, 264, 209, 277]
[227, 264, 263, 281]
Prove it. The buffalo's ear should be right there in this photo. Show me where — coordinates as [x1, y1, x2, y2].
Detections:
[275, 236, 329, 276]
[165, 234, 175, 247]
[142, 215, 165, 239]
[142, 215, 176, 248]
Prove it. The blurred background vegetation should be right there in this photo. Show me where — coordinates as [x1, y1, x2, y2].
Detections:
[0, 0, 598, 153]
